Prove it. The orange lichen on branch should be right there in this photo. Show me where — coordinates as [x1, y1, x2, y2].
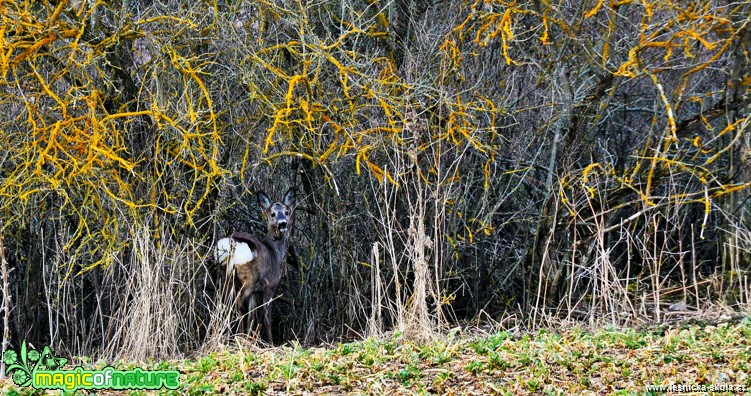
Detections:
[704, 118, 748, 166]
[584, 0, 605, 19]
[10, 28, 79, 66]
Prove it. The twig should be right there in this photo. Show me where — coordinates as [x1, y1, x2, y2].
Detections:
[1, 229, 11, 379]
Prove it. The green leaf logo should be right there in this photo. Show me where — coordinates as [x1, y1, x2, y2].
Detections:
[2, 341, 67, 386]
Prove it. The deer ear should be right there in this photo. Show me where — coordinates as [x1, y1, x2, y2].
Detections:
[257, 191, 272, 210]
[283, 188, 296, 207]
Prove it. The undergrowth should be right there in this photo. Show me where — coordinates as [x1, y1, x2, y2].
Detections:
[2, 318, 750, 395]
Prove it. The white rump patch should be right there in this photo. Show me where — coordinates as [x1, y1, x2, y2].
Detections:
[214, 238, 256, 271]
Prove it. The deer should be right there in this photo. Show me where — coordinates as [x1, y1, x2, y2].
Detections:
[214, 187, 296, 342]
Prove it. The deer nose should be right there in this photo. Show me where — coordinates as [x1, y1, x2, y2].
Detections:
[278, 220, 288, 230]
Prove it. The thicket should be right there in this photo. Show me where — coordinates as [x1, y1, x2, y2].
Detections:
[0, 0, 749, 360]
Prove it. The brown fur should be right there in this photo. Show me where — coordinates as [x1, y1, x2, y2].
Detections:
[219, 188, 296, 342]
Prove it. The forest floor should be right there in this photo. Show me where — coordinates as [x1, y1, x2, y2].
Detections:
[1, 318, 750, 395]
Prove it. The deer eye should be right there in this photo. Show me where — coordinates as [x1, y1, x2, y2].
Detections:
[285, 211, 290, 216]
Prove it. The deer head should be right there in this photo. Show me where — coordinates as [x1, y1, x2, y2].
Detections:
[257, 188, 296, 240]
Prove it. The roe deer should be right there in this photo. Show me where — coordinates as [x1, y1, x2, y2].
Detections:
[214, 187, 296, 342]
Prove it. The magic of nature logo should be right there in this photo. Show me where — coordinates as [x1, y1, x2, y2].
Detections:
[3, 341, 180, 392]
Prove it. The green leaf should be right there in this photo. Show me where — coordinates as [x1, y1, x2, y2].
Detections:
[20, 341, 27, 368]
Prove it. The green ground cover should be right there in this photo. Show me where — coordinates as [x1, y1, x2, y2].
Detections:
[2, 319, 749, 395]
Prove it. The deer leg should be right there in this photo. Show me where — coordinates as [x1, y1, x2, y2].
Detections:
[246, 292, 258, 336]
[261, 288, 275, 343]
[235, 285, 252, 334]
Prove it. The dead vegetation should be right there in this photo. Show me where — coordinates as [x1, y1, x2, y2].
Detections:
[0, 0, 749, 364]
